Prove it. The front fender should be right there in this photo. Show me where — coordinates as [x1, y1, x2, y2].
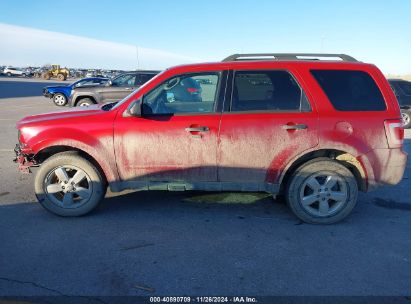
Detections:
[29, 128, 119, 184]
[70, 91, 99, 107]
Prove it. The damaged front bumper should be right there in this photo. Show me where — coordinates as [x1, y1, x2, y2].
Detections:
[13, 143, 37, 174]
[43, 88, 52, 98]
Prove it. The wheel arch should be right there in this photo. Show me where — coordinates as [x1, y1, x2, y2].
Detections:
[34, 145, 109, 187]
[74, 95, 97, 106]
[279, 149, 367, 194]
[53, 91, 67, 97]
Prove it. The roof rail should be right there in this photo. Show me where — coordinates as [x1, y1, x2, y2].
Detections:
[222, 53, 358, 62]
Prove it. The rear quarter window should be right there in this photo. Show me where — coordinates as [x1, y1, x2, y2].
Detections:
[311, 70, 386, 111]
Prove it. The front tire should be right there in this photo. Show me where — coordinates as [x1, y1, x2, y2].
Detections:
[42, 72, 51, 80]
[7, 72, 11, 77]
[53, 93, 68, 106]
[286, 159, 358, 224]
[35, 152, 106, 216]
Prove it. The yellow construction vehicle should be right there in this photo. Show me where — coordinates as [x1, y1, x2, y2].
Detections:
[41, 65, 70, 81]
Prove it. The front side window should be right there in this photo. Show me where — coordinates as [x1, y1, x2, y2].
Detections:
[311, 70, 386, 111]
[112, 74, 137, 87]
[142, 73, 220, 115]
[231, 70, 310, 112]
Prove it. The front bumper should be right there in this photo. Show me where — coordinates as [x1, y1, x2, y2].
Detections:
[13, 144, 36, 174]
[43, 88, 52, 98]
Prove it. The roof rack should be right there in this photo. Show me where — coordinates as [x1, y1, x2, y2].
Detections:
[222, 53, 358, 62]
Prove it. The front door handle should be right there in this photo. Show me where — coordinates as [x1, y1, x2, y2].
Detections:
[282, 124, 307, 130]
[185, 126, 210, 132]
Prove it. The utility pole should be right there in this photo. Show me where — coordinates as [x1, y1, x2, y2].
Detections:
[136, 46, 140, 70]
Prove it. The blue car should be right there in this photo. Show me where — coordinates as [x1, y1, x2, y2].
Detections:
[43, 77, 109, 106]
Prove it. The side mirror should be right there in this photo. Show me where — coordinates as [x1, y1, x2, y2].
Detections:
[105, 80, 112, 87]
[125, 100, 142, 117]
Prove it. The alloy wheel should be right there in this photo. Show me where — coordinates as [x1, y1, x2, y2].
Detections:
[44, 165, 92, 209]
[54, 95, 66, 106]
[299, 173, 348, 217]
[401, 112, 410, 127]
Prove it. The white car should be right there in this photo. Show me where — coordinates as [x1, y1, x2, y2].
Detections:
[3, 67, 28, 77]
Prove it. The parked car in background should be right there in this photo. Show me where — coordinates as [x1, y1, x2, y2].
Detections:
[85, 70, 95, 78]
[69, 71, 159, 107]
[14, 53, 406, 224]
[388, 79, 411, 128]
[3, 67, 30, 77]
[43, 77, 109, 106]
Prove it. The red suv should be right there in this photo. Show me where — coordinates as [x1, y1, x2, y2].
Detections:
[14, 53, 407, 224]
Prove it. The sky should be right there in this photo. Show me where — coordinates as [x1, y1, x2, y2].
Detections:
[0, 0, 410, 73]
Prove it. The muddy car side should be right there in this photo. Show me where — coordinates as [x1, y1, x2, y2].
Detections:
[14, 55, 407, 223]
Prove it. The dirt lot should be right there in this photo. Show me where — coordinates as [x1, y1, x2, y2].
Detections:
[1, 77, 411, 299]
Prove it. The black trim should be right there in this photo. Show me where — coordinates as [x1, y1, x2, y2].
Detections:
[216, 70, 229, 112]
[223, 70, 233, 113]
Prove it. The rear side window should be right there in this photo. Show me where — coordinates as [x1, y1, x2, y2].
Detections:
[398, 81, 411, 96]
[136, 74, 156, 85]
[311, 70, 386, 111]
[232, 70, 310, 112]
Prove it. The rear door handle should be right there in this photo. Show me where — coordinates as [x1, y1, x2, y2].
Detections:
[125, 87, 134, 90]
[185, 126, 210, 132]
[282, 124, 307, 130]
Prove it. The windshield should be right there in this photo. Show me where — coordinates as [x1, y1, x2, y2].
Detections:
[111, 74, 136, 86]
[71, 78, 108, 88]
[110, 71, 164, 111]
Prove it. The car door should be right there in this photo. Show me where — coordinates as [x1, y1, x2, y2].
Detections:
[218, 69, 319, 189]
[114, 71, 226, 185]
[100, 73, 137, 102]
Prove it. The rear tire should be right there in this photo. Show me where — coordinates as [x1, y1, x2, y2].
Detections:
[57, 73, 65, 81]
[34, 152, 106, 216]
[53, 93, 68, 106]
[77, 98, 94, 107]
[286, 159, 358, 224]
[7, 72, 11, 77]
[401, 110, 411, 129]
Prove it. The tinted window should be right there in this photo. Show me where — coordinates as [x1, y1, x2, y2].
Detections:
[112, 74, 136, 86]
[137, 73, 156, 85]
[398, 81, 411, 96]
[143, 73, 220, 115]
[232, 70, 310, 112]
[311, 70, 386, 111]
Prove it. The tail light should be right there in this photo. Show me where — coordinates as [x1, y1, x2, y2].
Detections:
[384, 119, 404, 148]
[187, 87, 199, 94]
